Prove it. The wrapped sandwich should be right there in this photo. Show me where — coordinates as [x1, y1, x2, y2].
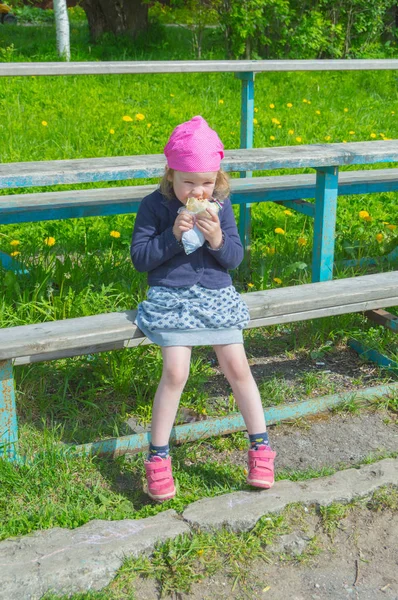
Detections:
[178, 197, 223, 255]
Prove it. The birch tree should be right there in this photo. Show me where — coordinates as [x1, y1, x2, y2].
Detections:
[54, 0, 70, 61]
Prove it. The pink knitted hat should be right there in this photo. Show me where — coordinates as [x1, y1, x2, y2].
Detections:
[164, 115, 224, 172]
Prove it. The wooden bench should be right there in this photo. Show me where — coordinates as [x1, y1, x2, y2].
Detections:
[1, 140, 398, 282]
[2, 271, 398, 461]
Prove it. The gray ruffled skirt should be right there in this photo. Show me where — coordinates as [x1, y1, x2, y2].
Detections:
[135, 284, 250, 347]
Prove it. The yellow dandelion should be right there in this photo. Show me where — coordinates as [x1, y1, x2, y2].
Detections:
[10, 251, 20, 257]
[247, 282, 254, 288]
[383, 221, 390, 225]
[109, 129, 115, 134]
[370, 133, 377, 138]
[387, 224, 397, 230]
[277, 125, 282, 128]
[376, 233, 384, 243]
[197, 549, 204, 556]
[307, 100, 311, 104]
[136, 113, 145, 121]
[324, 135, 331, 141]
[44, 237, 55, 247]
[266, 246, 276, 255]
[297, 237, 307, 246]
[122, 115, 133, 122]
[315, 110, 321, 115]
[253, 118, 258, 125]
[10, 240, 20, 246]
[349, 131, 355, 135]
[41, 121, 48, 127]
[296, 137, 302, 143]
[269, 103, 275, 109]
[391, 111, 395, 115]
[343, 108, 349, 112]
[363, 215, 372, 222]
[218, 99, 224, 104]
[343, 140, 347, 143]
[287, 103, 293, 108]
[271, 118, 280, 124]
[359, 210, 370, 219]
[270, 135, 275, 141]
[379, 133, 385, 137]
[147, 123, 152, 128]
[302, 98, 308, 103]
[110, 230, 121, 238]
[170, 93, 175, 97]
[288, 129, 294, 135]
[275, 227, 285, 235]
[254, 107, 258, 113]
[273, 277, 282, 285]
[284, 210, 293, 216]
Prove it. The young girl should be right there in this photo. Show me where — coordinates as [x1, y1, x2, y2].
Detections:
[131, 115, 276, 501]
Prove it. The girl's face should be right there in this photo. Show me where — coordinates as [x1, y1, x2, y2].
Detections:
[169, 170, 218, 204]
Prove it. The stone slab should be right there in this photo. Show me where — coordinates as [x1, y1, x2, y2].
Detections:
[0, 509, 189, 600]
[182, 458, 398, 532]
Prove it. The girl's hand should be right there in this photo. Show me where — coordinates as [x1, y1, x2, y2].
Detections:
[196, 209, 223, 249]
[173, 211, 194, 241]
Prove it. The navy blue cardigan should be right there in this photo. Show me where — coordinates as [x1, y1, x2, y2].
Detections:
[130, 189, 244, 289]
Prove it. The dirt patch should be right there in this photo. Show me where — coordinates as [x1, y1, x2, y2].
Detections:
[132, 505, 398, 600]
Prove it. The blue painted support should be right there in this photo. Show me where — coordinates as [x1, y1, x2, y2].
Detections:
[312, 166, 339, 282]
[0, 360, 19, 461]
[348, 338, 398, 371]
[63, 382, 398, 458]
[235, 72, 255, 253]
[0, 251, 28, 274]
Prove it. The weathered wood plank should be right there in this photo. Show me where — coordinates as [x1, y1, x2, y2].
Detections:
[2, 59, 398, 77]
[1, 142, 398, 189]
[2, 271, 398, 363]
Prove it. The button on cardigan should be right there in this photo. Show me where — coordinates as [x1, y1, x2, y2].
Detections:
[130, 189, 244, 289]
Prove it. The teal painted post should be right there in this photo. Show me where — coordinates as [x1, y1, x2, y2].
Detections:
[0, 359, 19, 461]
[235, 72, 255, 254]
[312, 166, 339, 282]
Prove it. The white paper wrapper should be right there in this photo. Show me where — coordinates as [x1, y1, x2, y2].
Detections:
[178, 198, 221, 255]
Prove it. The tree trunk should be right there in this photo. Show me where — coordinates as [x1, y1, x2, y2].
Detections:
[81, 0, 148, 41]
[54, 0, 70, 60]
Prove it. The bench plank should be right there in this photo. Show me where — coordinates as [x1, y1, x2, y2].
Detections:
[1, 271, 397, 365]
[1, 141, 397, 189]
[2, 59, 398, 77]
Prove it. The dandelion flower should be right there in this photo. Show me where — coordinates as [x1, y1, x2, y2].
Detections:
[218, 99, 224, 104]
[287, 103, 293, 108]
[271, 117, 279, 124]
[147, 123, 152, 128]
[136, 113, 145, 121]
[44, 237, 56, 247]
[343, 140, 347, 143]
[370, 133, 377, 138]
[269, 103, 275, 109]
[288, 129, 294, 135]
[109, 129, 115, 134]
[122, 115, 133, 122]
[343, 108, 349, 112]
[387, 224, 397, 230]
[41, 121, 48, 127]
[307, 100, 311, 104]
[273, 277, 282, 284]
[10, 240, 20, 246]
[170, 93, 175, 97]
[265, 246, 276, 255]
[302, 99, 308, 103]
[363, 215, 372, 222]
[315, 110, 321, 115]
[349, 131, 355, 135]
[359, 210, 370, 219]
[297, 237, 307, 246]
[10, 251, 20, 257]
[275, 227, 285, 235]
[325, 135, 331, 141]
[254, 107, 258, 113]
[284, 210, 293, 216]
[379, 133, 385, 137]
[376, 233, 384, 243]
[296, 137, 302, 143]
[270, 135, 275, 140]
[110, 230, 121, 238]
[391, 111, 395, 115]
[247, 283, 254, 288]
[253, 118, 258, 125]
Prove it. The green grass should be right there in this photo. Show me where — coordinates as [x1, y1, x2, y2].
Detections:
[0, 12, 398, 559]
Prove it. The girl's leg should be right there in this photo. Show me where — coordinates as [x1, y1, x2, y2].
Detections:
[150, 345, 192, 446]
[213, 343, 266, 434]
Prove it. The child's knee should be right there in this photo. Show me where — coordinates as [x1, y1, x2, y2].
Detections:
[224, 358, 251, 381]
[162, 363, 190, 387]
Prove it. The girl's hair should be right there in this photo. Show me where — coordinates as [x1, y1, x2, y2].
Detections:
[159, 168, 231, 201]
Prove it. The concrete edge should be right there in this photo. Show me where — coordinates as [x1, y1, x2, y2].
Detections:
[0, 458, 397, 600]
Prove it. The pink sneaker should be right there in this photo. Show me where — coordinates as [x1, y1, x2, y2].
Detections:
[144, 455, 176, 502]
[247, 446, 276, 489]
